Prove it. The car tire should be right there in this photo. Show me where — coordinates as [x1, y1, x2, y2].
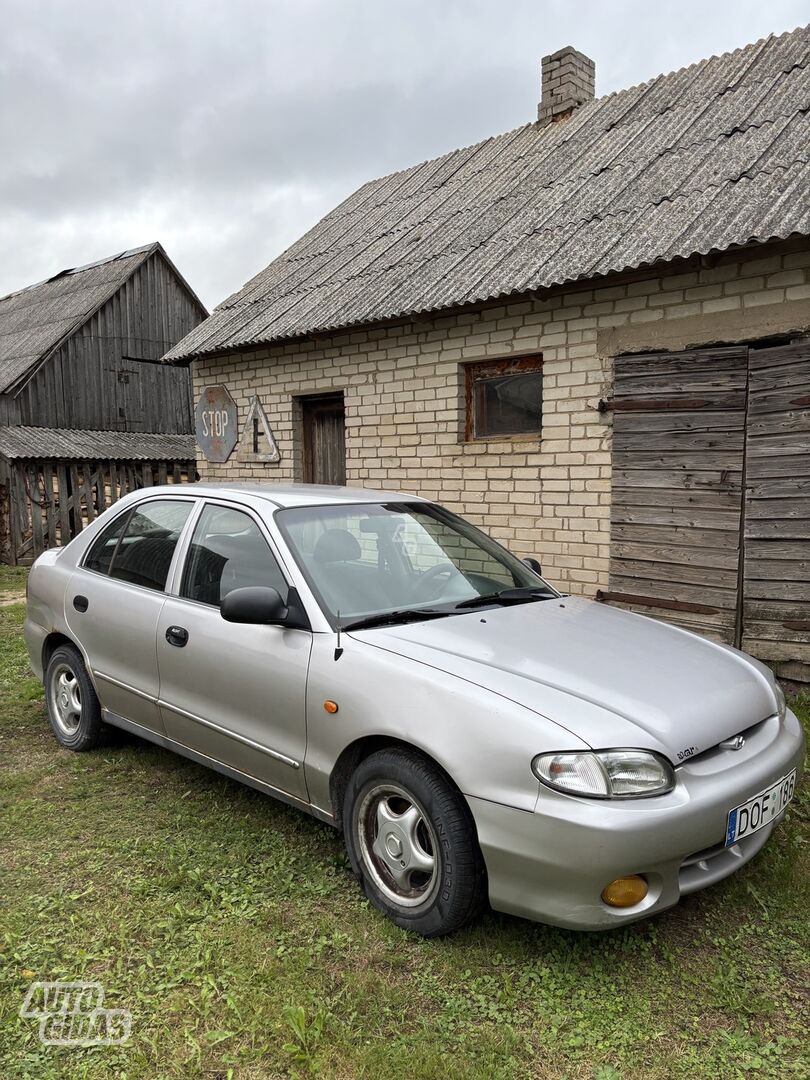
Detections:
[45, 644, 106, 751]
[343, 746, 486, 937]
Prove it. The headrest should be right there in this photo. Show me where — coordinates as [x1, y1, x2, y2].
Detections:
[313, 528, 362, 564]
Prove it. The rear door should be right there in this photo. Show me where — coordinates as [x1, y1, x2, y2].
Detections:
[156, 500, 311, 801]
[65, 496, 196, 733]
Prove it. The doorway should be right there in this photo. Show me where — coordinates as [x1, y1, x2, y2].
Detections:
[301, 392, 346, 485]
[605, 340, 810, 679]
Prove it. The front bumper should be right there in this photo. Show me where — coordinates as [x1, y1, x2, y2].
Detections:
[469, 709, 805, 930]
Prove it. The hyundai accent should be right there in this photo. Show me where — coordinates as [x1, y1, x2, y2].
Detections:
[24, 484, 804, 936]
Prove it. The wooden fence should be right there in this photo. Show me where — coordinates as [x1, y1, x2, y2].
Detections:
[0, 457, 197, 565]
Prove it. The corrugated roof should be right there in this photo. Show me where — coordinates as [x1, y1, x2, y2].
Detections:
[0, 243, 175, 394]
[166, 25, 810, 363]
[0, 425, 196, 461]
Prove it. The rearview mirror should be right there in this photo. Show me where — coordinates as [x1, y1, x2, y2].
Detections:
[522, 557, 543, 577]
[220, 586, 288, 625]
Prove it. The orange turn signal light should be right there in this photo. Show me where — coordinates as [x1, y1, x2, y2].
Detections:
[323, 700, 339, 714]
[601, 875, 648, 908]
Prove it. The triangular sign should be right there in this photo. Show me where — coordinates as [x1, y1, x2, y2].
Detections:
[240, 395, 281, 462]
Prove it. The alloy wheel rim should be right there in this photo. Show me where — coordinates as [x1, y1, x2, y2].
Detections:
[355, 782, 441, 908]
[49, 663, 82, 736]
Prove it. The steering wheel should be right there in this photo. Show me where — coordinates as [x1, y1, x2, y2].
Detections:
[413, 562, 457, 601]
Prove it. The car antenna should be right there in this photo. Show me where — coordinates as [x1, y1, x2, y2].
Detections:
[334, 611, 343, 661]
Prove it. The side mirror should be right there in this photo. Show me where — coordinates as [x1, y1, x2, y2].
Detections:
[522, 557, 543, 577]
[221, 586, 288, 625]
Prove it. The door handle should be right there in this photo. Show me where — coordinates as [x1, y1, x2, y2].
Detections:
[73, 595, 89, 612]
[165, 626, 189, 648]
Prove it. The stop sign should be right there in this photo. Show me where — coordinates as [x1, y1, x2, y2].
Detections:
[195, 385, 238, 463]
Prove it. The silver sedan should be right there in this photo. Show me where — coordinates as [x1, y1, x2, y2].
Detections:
[25, 483, 805, 936]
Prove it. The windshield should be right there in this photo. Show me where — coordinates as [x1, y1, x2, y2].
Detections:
[275, 501, 557, 625]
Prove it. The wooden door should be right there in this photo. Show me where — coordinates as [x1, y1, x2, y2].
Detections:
[302, 393, 346, 485]
[605, 346, 749, 643]
[741, 341, 810, 676]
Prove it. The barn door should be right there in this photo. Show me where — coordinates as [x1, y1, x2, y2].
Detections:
[302, 393, 346, 485]
[606, 346, 749, 643]
[741, 341, 810, 678]
[115, 367, 144, 431]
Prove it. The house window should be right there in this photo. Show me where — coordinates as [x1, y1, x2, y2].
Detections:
[464, 356, 543, 440]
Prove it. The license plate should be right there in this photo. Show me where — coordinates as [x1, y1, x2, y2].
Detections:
[726, 770, 796, 847]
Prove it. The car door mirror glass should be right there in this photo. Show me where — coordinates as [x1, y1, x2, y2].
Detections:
[220, 586, 288, 625]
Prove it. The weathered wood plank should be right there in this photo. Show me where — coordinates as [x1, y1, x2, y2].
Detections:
[611, 391, 746, 413]
[608, 576, 737, 609]
[611, 557, 739, 589]
[611, 522, 740, 549]
[27, 465, 44, 554]
[68, 465, 82, 533]
[745, 454, 808, 479]
[745, 496, 810, 519]
[609, 487, 742, 510]
[81, 464, 95, 525]
[611, 540, 737, 570]
[613, 468, 743, 491]
[613, 449, 745, 470]
[611, 505, 741, 530]
[56, 464, 71, 545]
[43, 464, 57, 548]
[610, 410, 744, 435]
[613, 430, 745, 452]
[94, 467, 106, 514]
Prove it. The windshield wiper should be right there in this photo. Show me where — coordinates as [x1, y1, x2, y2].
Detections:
[342, 608, 454, 632]
[454, 587, 556, 610]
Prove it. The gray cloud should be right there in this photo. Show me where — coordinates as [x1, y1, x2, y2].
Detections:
[2, 0, 808, 308]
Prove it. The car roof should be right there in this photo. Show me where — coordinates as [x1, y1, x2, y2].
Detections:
[146, 482, 428, 509]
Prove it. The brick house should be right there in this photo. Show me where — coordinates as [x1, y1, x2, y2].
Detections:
[166, 28, 810, 684]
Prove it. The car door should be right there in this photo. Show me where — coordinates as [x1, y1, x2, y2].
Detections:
[156, 500, 311, 801]
[65, 496, 197, 734]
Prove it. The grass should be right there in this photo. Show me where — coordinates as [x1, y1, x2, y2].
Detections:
[0, 564, 807, 1079]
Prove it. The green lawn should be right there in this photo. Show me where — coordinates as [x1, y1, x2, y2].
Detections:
[0, 568, 808, 1079]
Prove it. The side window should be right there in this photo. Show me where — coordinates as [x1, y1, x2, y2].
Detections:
[107, 500, 193, 592]
[464, 356, 543, 440]
[181, 504, 288, 607]
[84, 511, 131, 575]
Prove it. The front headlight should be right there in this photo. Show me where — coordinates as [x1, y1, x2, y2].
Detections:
[532, 749, 675, 799]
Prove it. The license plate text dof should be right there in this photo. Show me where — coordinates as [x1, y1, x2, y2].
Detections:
[726, 770, 796, 847]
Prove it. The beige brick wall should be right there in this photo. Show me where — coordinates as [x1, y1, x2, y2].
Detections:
[193, 242, 810, 597]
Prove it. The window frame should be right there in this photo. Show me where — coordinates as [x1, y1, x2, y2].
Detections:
[169, 497, 296, 611]
[79, 495, 199, 596]
[178, 500, 291, 609]
[463, 355, 544, 441]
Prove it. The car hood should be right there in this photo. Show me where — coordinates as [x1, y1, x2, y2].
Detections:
[350, 596, 779, 762]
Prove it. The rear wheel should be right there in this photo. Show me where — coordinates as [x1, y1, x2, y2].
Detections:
[343, 747, 486, 937]
[45, 644, 106, 751]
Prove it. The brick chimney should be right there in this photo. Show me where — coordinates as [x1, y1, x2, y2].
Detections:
[538, 46, 595, 125]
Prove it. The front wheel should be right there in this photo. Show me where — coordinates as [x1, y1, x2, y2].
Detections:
[343, 747, 486, 937]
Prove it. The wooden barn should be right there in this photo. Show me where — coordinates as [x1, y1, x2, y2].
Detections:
[0, 243, 207, 563]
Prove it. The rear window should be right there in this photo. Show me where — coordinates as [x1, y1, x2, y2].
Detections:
[84, 500, 193, 592]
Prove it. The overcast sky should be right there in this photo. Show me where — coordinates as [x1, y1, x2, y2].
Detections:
[2, 0, 807, 310]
